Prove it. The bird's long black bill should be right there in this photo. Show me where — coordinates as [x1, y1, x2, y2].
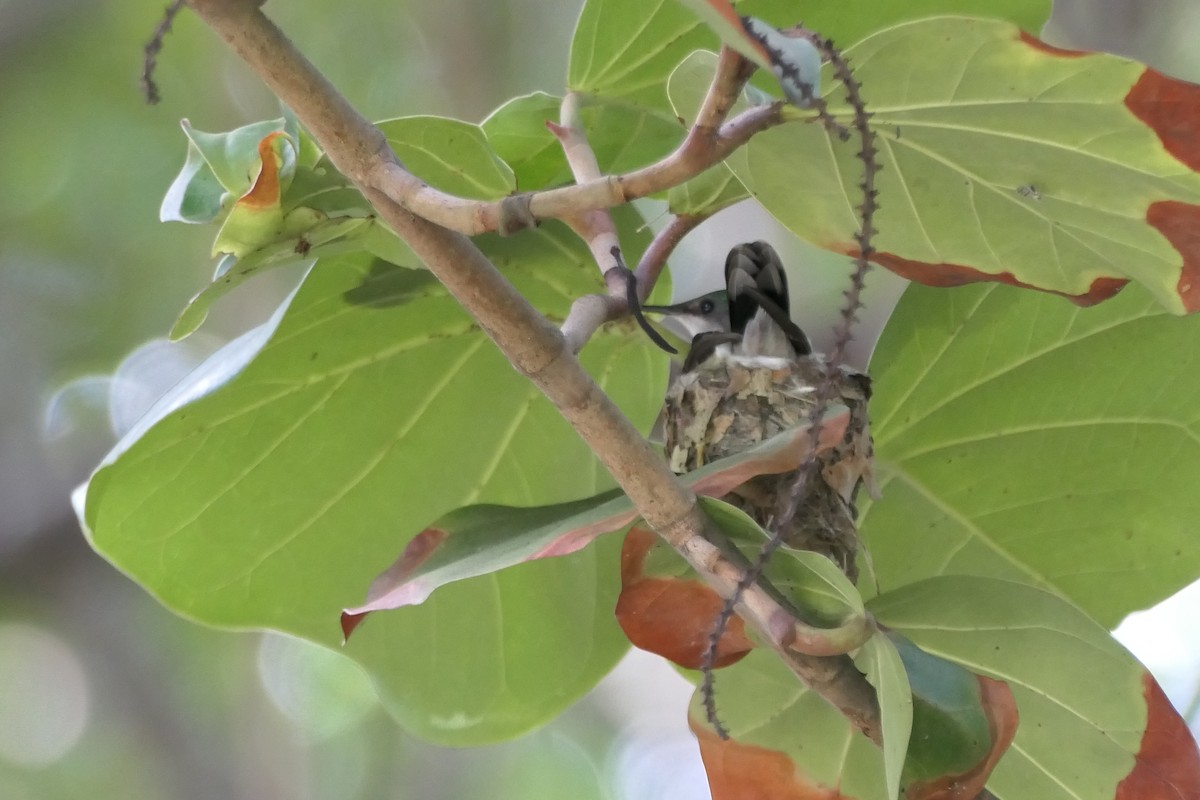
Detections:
[624, 270, 678, 355]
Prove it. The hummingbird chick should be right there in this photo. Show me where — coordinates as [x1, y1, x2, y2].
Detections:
[650, 242, 875, 582]
[645, 241, 812, 372]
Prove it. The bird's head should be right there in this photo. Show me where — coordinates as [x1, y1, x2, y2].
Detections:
[642, 290, 731, 340]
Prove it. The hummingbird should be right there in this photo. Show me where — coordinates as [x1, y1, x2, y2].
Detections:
[644, 241, 812, 371]
[650, 242, 873, 581]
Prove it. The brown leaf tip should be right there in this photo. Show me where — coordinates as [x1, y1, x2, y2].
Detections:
[339, 527, 449, 643]
[1016, 30, 1090, 58]
[1125, 68, 1200, 174]
[692, 722, 852, 799]
[1147, 201, 1200, 312]
[847, 247, 1129, 307]
[339, 610, 366, 643]
[1115, 673, 1200, 799]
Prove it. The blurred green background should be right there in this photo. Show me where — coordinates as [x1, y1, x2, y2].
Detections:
[2, 1, 1199, 798]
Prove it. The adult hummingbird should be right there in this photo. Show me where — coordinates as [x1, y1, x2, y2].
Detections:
[644, 241, 812, 371]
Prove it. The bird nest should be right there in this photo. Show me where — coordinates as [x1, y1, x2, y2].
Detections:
[661, 355, 876, 582]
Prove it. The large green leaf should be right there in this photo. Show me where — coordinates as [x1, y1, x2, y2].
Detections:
[79, 209, 668, 745]
[568, 0, 1051, 111]
[871, 576, 1195, 800]
[715, 16, 1200, 312]
[862, 280, 1200, 628]
[668, 163, 748, 217]
[378, 116, 516, 199]
[481, 92, 683, 192]
[689, 574, 1193, 800]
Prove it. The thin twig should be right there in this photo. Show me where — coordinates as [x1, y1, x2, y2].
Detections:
[364, 56, 784, 237]
[699, 31, 881, 739]
[549, 94, 687, 353]
[547, 94, 631, 351]
[634, 213, 707, 302]
[141, 0, 187, 104]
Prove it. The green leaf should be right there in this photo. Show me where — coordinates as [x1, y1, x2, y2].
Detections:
[689, 647, 890, 798]
[79, 210, 667, 745]
[163, 128, 412, 339]
[668, 164, 748, 217]
[481, 93, 567, 190]
[686, 629, 1010, 799]
[160, 139, 227, 224]
[184, 117, 297, 197]
[481, 92, 684, 192]
[378, 116, 516, 200]
[870, 576, 1150, 800]
[160, 118, 300, 226]
[569, 0, 715, 110]
[715, 16, 1200, 312]
[863, 280, 1200, 627]
[170, 216, 378, 340]
[341, 409, 854, 628]
[699, 496, 865, 624]
[209, 131, 301, 257]
[886, 633, 995, 783]
[854, 634, 911, 800]
[279, 156, 372, 216]
[568, 0, 1051, 111]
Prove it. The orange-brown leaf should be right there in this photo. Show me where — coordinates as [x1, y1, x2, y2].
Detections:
[693, 722, 853, 800]
[615, 525, 754, 669]
[237, 131, 285, 211]
[1115, 673, 1200, 800]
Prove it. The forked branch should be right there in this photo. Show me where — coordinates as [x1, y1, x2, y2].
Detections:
[183, 0, 881, 742]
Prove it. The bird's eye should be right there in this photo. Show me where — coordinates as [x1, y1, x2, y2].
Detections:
[700, 299, 714, 314]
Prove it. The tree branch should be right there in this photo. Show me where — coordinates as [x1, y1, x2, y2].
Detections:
[184, 0, 880, 742]
[554, 48, 762, 345]
[634, 212, 707, 302]
[549, 92, 630, 352]
[367, 48, 783, 237]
